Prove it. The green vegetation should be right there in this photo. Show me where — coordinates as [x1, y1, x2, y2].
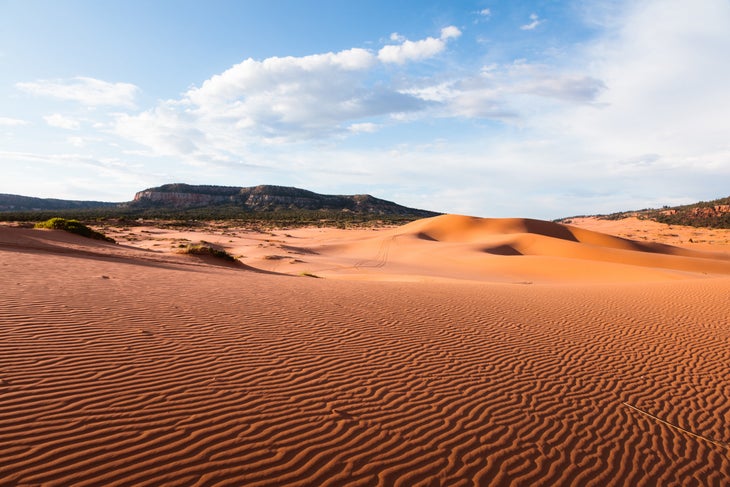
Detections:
[34, 217, 115, 242]
[1, 206, 424, 228]
[558, 195, 730, 229]
[1, 184, 438, 227]
[650, 197, 730, 228]
[179, 242, 237, 262]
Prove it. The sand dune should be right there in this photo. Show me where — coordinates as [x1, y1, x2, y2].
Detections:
[1, 218, 729, 486]
[272, 215, 730, 283]
[567, 216, 730, 253]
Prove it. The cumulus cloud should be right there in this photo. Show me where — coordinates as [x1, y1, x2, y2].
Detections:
[418, 0, 730, 214]
[104, 3, 730, 218]
[440, 26, 462, 40]
[0, 117, 28, 126]
[115, 104, 206, 157]
[112, 21, 613, 171]
[378, 26, 461, 64]
[44, 113, 81, 130]
[185, 48, 376, 108]
[378, 38, 444, 64]
[479, 8, 491, 17]
[521, 13, 543, 30]
[114, 27, 469, 159]
[115, 45, 434, 157]
[16, 77, 139, 107]
[9, 2, 725, 219]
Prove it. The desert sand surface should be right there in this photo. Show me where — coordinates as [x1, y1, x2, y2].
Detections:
[1, 215, 729, 486]
[566, 216, 730, 253]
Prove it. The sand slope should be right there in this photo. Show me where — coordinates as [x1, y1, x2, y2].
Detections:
[1, 220, 729, 486]
[282, 215, 730, 283]
[567, 216, 730, 252]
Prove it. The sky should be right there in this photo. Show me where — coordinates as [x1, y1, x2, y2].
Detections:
[1, 0, 729, 219]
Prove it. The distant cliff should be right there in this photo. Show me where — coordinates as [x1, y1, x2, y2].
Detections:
[130, 184, 438, 217]
[558, 195, 730, 229]
[0, 183, 440, 221]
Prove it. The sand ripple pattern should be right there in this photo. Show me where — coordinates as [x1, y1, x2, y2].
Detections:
[1, 245, 730, 486]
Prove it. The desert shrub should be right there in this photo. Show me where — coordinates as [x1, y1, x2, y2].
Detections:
[180, 243, 236, 261]
[34, 217, 115, 242]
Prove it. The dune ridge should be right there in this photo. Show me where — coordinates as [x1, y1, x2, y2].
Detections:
[296, 215, 730, 283]
[399, 214, 730, 261]
[1, 220, 729, 486]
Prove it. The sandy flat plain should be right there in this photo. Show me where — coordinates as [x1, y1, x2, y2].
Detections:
[1, 214, 729, 486]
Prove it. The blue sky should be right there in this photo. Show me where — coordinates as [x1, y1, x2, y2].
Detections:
[1, 0, 729, 218]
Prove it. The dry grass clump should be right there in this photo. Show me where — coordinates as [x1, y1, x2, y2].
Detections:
[34, 218, 115, 243]
[179, 242, 236, 261]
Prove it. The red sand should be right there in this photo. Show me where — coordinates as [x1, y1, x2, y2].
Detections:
[1, 216, 729, 486]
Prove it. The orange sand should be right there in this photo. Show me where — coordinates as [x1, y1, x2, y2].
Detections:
[566, 216, 730, 253]
[1, 215, 729, 486]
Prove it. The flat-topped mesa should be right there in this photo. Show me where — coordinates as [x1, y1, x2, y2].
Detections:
[131, 183, 438, 216]
[132, 183, 241, 207]
[133, 191, 220, 207]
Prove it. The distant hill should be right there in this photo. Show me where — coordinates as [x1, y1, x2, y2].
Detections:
[559, 195, 730, 229]
[0, 193, 117, 212]
[0, 184, 439, 224]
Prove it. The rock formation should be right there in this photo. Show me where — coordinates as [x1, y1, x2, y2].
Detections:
[130, 184, 437, 216]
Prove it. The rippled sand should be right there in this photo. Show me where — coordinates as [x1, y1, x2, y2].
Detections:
[1, 216, 729, 486]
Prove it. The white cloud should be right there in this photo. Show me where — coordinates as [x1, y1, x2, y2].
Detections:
[495, 0, 730, 213]
[101, 4, 730, 217]
[115, 46, 431, 156]
[521, 13, 544, 30]
[479, 8, 491, 17]
[115, 103, 206, 158]
[115, 27, 467, 159]
[0, 117, 28, 126]
[348, 122, 379, 134]
[377, 26, 461, 64]
[186, 48, 376, 107]
[362, 0, 730, 216]
[440, 26, 462, 40]
[67, 136, 86, 147]
[378, 38, 444, 64]
[402, 61, 605, 122]
[518, 75, 606, 102]
[44, 113, 81, 130]
[506, 62, 606, 102]
[16, 76, 139, 107]
[548, 0, 730, 160]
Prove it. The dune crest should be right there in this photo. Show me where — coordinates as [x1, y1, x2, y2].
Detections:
[400, 214, 725, 256]
[307, 214, 730, 283]
[403, 214, 581, 243]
